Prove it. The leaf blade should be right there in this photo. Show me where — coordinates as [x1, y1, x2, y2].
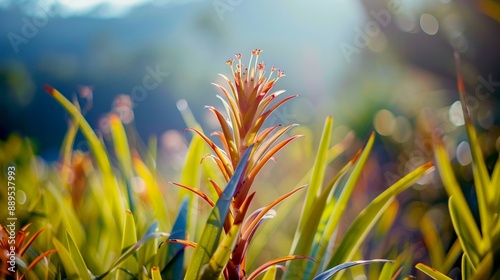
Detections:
[184, 145, 254, 280]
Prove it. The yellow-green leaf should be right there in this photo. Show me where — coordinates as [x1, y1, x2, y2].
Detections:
[415, 263, 452, 280]
[65, 231, 92, 280]
[118, 210, 138, 278]
[53, 238, 84, 280]
[151, 267, 162, 280]
[327, 162, 434, 269]
[449, 196, 482, 268]
[261, 265, 278, 280]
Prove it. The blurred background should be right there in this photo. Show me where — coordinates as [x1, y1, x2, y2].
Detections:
[2, 0, 498, 158]
[1, 0, 500, 277]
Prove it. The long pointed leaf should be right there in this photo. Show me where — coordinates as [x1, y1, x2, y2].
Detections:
[52, 238, 83, 280]
[292, 132, 375, 279]
[449, 196, 482, 268]
[327, 163, 434, 269]
[45, 85, 124, 229]
[184, 145, 253, 280]
[97, 222, 169, 280]
[65, 230, 92, 280]
[415, 263, 452, 280]
[296, 116, 333, 237]
[455, 53, 492, 246]
[261, 265, 278, 280]
[109, 114, 135, 212]
[118, 210, 138, 279]
[295, 154, 356, 275]
[313, 259, 393, 280]
[163, 199, 189, 280]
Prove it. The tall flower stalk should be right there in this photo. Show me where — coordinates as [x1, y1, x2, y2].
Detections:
[179, 49, 307, 279]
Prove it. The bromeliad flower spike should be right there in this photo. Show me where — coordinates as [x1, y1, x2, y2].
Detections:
[188, 49, 302, 207]
[179, 50, 308, 279]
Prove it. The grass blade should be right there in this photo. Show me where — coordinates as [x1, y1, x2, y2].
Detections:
[296, 116, 333, 235]
[303, 133, 376, 279]
[246, 132, 353, 270]
[97, 221, 170, 280]
[109, 114, 135, 212]
[421, 213, 445, 270]
[415, 263, 452, 280]
[441, 239, 462, 275]
[52, 238, 84, 280]
[461, 253, 473, 280]
[65, 230, 92, 280]
[133, 155, 170, 231]
[45, 85, 124, 230]
[449, 196, 482, 268]
[455, 53, 493, 247]
[163, 199, 189, 280]
[292, 159, 354, 277]
[261, 265, 278, 280]
[117, 210, 138, 279]
[151, 267, 162, 280]
[432, 135, 483, 260]
[327, 162, 434, 269]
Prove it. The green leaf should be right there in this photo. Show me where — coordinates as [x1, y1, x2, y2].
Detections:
[118, 210, 138, 279]
[52, 238, 84, 280]
[297, 116, 333, 234]
[327, 162, 434, 269]
[421, 213, 445, 269]
[59, 118, 79, 188]
[261, 265, 278, 280]
[471, 252, 494, 280]
[182, 129, 211, 239]
[97, 222, 170, 280]
[184, 145, 253, 280]
[133, 156, 170, 231]
[415, 263, 452, 280]
[151, 267, 162, 280]
[45, 183, 85, 247]
[246, 131, 353, 270]
[292, 159, 353, 277]
[286, 116, 333, 279]
[109, 114, 135, 213]
[449, 196, 482, 268]
[313, 259, 393, 280]
[461, 253, 473, 280]
[64, 231, 92, 280]
[492, 156, 500, 227]
[163, 199, 189, 280]
[45, 85, 124, 230]
[377, 261, 394, 280]
[455, 55, 493, 246]
[302, 133, 376, 279]
[441, 239, 462, 275]
[200, 220, 240, 279]
[433, 136, 483, 260]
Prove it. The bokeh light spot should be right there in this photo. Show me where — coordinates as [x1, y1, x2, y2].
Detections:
[478, 110, 493, 129]
[391, 116, 412, 143]
[448, 101, 464, 126]
[420, 13, 439, 35]
[132, 176, 146, 194]
[18, 190, 27, 205]
[374, 109, 395, 136]
[456, 141, 472, 166]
